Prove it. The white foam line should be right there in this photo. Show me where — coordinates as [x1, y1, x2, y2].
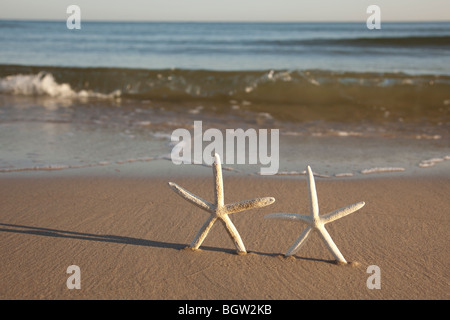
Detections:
[0, 164, 71, 173]
[281, 132, 304, 136]
[335, 172, 354, 177]
[419, 162, 435, 168]
[115, 157, 157, 164]
[275, 171, 306, 176]
[0, 159, 143, 173]
[361, 167, 405, 174]
[332, 130, 363, 137]
[415, 134, 442, 140]
[273, 170, 330, 178]
[418, 156, 450, 168]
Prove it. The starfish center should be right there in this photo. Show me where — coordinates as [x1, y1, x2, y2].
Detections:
[214, 209, 227, 218]
[312, 217, 321, 227]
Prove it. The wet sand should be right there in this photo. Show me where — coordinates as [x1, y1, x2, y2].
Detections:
[0, 170, 448, 299]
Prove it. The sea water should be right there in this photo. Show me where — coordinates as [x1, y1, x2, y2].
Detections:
[0, 21, 449, 176]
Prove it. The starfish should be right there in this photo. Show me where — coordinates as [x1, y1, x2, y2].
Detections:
[265, 166, 365, 264]
[168, 153, 275, 254]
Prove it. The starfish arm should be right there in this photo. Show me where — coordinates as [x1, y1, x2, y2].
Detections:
[225, 197, 275, 215]
[220, 215, 246, 253]
[168, 182, 214, 212]
[316, 225, 347, 263]
[307, 166, 319, 218]
[285, 225, 312, 256]
[265, 213, 312, 224]
[213, 153, 224, 208]
[321, 201, 365, 225]
[190, 215, 218, 249]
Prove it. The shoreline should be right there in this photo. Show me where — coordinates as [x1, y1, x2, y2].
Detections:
[1, 154, 449, 180]
[1, 172, 449, 299]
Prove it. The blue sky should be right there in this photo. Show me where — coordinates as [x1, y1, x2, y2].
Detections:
[1, 0, 449, 22]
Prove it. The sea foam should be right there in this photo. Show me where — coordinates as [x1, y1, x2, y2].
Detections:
[361, 167, 405, 174]
[0, 72, 120, 99]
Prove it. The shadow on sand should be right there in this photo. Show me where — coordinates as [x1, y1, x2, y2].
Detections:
[0, 222, 336, 264]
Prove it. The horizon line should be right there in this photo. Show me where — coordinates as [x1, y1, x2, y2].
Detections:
[1, 18, 449, 24]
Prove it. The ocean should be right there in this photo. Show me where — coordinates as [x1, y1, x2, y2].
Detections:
[0, 20, 449, 175]
[1, 21, 450, 73]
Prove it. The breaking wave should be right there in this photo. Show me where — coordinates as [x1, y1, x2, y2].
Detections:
[1, 64, 449, 103]
[0, 71, 121, 99]
[0, 64, 448, 124]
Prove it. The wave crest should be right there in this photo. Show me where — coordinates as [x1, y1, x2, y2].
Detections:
[0, 65, 448, 125]
[0, 71, 121, 99]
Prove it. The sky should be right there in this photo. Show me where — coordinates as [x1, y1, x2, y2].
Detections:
[0, 0, 449, 22]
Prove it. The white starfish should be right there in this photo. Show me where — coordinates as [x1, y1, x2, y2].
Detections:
[168, 153, 275, 254]
[265, 166, 365, 264]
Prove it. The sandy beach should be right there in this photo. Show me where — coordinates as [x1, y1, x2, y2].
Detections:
[1, 165, 448, 300]
[1, 18, 449, 302]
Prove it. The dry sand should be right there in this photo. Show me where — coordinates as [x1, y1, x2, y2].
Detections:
[0, 173, 449, 300]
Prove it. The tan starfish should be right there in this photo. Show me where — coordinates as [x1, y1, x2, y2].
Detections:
[266, 166, 365, 263]
[168, 153, 275, 254]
